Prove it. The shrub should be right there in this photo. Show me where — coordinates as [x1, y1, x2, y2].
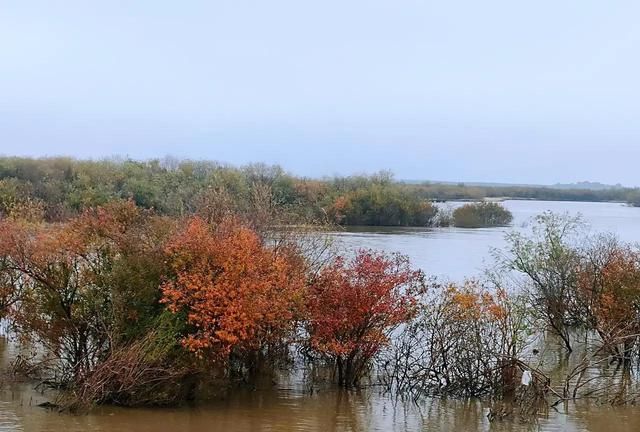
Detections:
[0, 201, 173, 383]
[383, 281, 532, 399]
[452, 202, 513, 228]
[305, 250, 424, 387]
[161, 217, 307, 362]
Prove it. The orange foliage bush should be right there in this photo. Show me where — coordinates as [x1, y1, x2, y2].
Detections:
[447, 282, 508, 321]
[161, 217, 307, 360]
[578, 246, 640, 354]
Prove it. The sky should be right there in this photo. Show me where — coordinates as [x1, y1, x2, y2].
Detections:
[1, 1, 640, 185]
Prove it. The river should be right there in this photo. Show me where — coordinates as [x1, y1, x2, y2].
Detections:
[334, 200, 640, 281]
[2, 200, 640, 431]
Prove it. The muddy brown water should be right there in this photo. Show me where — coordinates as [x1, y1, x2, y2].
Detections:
[2, 376, 640, 431]
[3, 200, 640, 431]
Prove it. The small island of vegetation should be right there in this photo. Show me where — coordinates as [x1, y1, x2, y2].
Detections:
[452, 202, 514, 228]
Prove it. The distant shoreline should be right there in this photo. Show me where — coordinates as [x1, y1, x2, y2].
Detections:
[1, 157, 638, 226]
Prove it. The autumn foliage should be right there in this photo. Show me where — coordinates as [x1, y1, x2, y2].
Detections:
[306, 250, 424, 386]
[7, 195, 640, 411]
[161, 217, 306, 361]
[0, 200, 173, 382]
[577, 245, 640, 356]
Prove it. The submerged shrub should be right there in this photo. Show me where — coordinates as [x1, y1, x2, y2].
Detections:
[628, 189, 640, 207]
[498, 212, 582, 352]
[161, 217, 307, 362]
[576, 236, 640, 358]
[0, 200, 172, 384]
[305, 250, 424, 387]
[452, 202, 513, 228]
[58, 313, 194, 412]
[382, 281, 532, 398]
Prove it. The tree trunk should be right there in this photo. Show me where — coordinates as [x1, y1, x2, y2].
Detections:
[336, 357, 344, 387]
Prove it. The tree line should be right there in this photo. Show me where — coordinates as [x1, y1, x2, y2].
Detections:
[0, 157, 636, 228]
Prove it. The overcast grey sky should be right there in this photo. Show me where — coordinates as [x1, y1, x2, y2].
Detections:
[1, 1, 639, 185]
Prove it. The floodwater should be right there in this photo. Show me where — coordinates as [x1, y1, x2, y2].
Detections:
[333, 200, 640, 281]
[3, 200, 640, 431]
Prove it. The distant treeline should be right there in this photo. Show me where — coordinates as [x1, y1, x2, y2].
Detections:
[0, 157, 637, 226]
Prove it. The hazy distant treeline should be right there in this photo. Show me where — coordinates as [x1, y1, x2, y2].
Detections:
[0, 156, 636, 225]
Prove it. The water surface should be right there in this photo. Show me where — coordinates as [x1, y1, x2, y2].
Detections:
[333, 200, 640, 280]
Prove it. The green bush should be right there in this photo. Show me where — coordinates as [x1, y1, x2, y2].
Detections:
[452, 202, 513, 228]
[628, 189, 640, 207]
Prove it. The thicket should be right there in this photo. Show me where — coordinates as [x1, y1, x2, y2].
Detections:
[0, 197, 429, 410]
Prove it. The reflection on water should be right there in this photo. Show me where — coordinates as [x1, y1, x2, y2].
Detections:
[2, 200, 640, 431]
[3, 373, 640, 432]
